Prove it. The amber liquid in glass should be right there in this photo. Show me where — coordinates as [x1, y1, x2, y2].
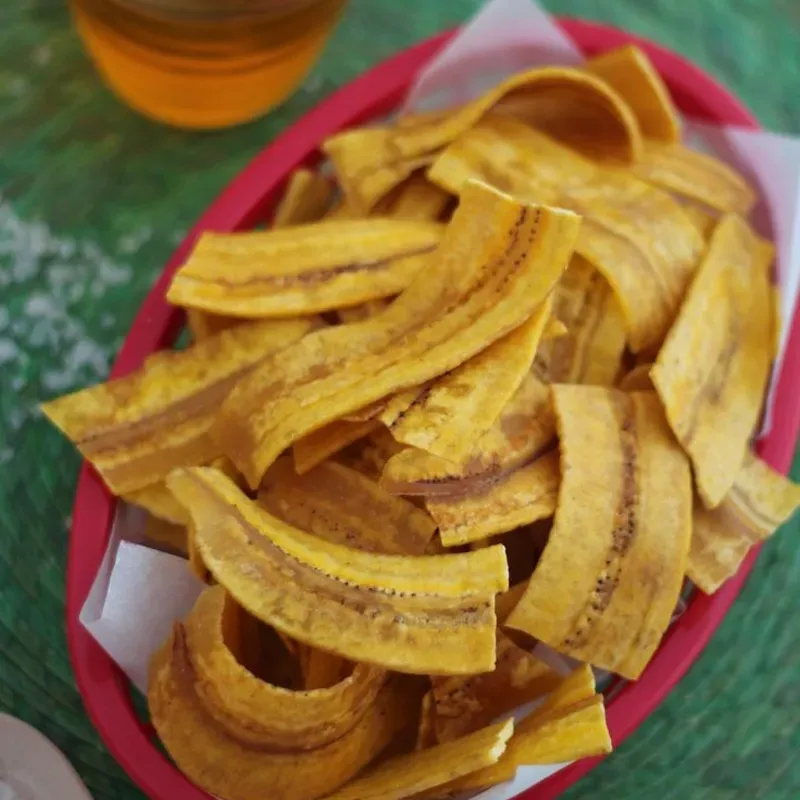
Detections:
[70, 0, 347, 129]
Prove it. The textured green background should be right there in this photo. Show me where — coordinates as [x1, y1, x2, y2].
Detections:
[1, 1, 799, 798]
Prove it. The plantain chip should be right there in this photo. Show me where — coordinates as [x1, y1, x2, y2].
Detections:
[534, 255, 626, 385]
[618, 362, 654, 392]
[336, 298, 391, 325]
[167, 466, 508, 674]
[633, 141, 756, 216]
[167, 219, 442, 319]
[214, 181, 578, 489]
[388, 298, 554, 464]
[689, 453, 800, 593]
[381, 372, 556, 498]
[416, 690, 439, 751]
[680, 201, 718, 241]
[125, 480, 189, 525]
[428, 116, 703, 352]
[273, 167, 334, 228]
[258, 459, 437, 555]
[652, 215, 774, 508]
[496, 582, 528, 625]
[148, 626, 417, 800]
[585, 45, 680, 142]
[321, 718, 514, 800]
[323, 66, 641, 212]
[40, 318, 315, 496]
[297, 646, 352, 691]
[185, 308, 244, 343]
[431, 631, 561, 743]
[429, 450, 560, 547]
[338, 428, 406, 481]
[380, 173, 452, 222]
[507, 388, 692, 679]
[293, 419, 380, 475]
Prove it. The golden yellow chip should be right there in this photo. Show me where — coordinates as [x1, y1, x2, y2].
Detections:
[586, 45, 680, 142]
[292, 419, 380, 475]
[272, 168, 334, 228]
[689, 453, 800, 593]
[39, 317, 316, 496]
[618, 362, 654, 391]
[428, 450, 560, 547]
[388, 298, 554, 464]
[167, 219, 441, 319]
[324, 66, 642, 212]
[680, 201, 718, 240]
[125, 481, 189, 525]
[215, 181, 578, 488]
[336, 298, 391, 325]
[381, 372, 555, 498]
[149, 626, 418, 800]
[379, 173, 452, 221]
[633, 141, 756, 216]
[168, 466, 508, 674]
[258, 459, 436, 555]
[652, 215, 774, 507]
[321, 718, 514, 800]
[507, 388, 692, 679]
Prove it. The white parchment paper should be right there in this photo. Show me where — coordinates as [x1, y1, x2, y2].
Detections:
[80, 0, 800, 796]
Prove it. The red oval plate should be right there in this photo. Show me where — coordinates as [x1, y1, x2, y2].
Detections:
[65, 18, 800, 800]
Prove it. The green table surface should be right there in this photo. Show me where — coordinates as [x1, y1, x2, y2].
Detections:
[1, 1, 799, 798]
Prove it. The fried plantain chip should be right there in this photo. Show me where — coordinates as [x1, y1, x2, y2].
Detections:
[125, 480, 189, 525]
[618, 362, 654, 391]
[273, 168, 334, 228]
[185, 308, 245, 343]
[534, 255, 626, 385]
[258, 459, 437, 555]
[298, 646, 352, 691]
[336, 298, 391, 325]
[429, 116, 703, 352]
[507, 388, 692, 679]
[416, 690, 439, 751]
[431, 631, 561, 743]
[40, 318, 316, 495]
[381, 373, 555, 498]
[321, 718, 514, 800]
[184, 585, 386, 750]
[214, 181, 578, 488]
[585, 45, 680, 142]
[167, 219, 442, 319]
[633, 142, 756, 216]
[388, 299, 554, 464]
[429, 450, 560, 547]
[680, 201, 718, 241]
[689, 453, 800, 593]
[380, 173, 452, 222]
[293, 419, 380, 475]
[496, 582, 528, 625]
[149, 626, 417, 800]
[323, 66, 641, 212]
[168, 467, 508, 674]
[652, 215, 774, 508]
[338, 428, 406, 481]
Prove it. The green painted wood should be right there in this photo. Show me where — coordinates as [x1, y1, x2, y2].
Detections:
[1, 1, 798, 797]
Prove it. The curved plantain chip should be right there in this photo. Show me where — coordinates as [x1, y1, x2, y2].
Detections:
[585, 45, 680, 142]
[381, 372, 556, 498]
[183, 585, 385, 750]
[40, 317, 315, 495]
[429, 450, 560, 547]
[167, 219, 442, 319]
[689, 453, 800, 593]
[167, 467, 508, 674]
[633, 142, 756, 216]
[124, 481, 189, 525]
[428, 116, 703, 352]
[258, 459, 437, 555]
[379, 173, 453, 222]
[680, 201, 718, 241]
[338, 428, 406, 481]
[336, 298, 391, 325]
[388, 298, 554, 464]
[292, 419, 380, 475]
[323, 66, 641, 212]
[431, 631, 561, 743]
[652, 214, 774, 508]
[148, 626, 416, 800]
[321, 718, 514, 800]
[618, 362, 654, 392]
[496, 582, 528, 625]
[214, 181, 578, 489]
[534, 255, 626, 385]
[416, 690, 439, 751]
[272, 168, 334, 228]
[507, 388, 692, 679]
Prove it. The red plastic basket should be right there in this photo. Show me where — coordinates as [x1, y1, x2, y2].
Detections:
[65, 18, 800, 800]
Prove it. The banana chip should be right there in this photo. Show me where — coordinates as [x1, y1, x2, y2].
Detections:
[324, 66, 641, 212]
[168, 467, 508, 674]
[259, 459, 437, 555]
[618, 362, 654, 391]
[388, 299, 554, 464]
[586, 45, 680, 142]
[40, 318, 315, 495]
[507, 388, 692, 679]
[380, 173, 452, 221]
[322, 718, 514, 800]
[125, 481, 188, 525]
[652, 215, 774, 508]
[273, 168, 334, 228]
[680, 202, 718, 240]
[336, 298, 391, 325]
[429, 450, 560, 547]
[149, 626, 418, 800]
[215, 181, 578, 488]
[689, 453, 800, 593]
[633, 141, 756, 216]
[293, 419, 380, 475]
[167, 219, 442, 319]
